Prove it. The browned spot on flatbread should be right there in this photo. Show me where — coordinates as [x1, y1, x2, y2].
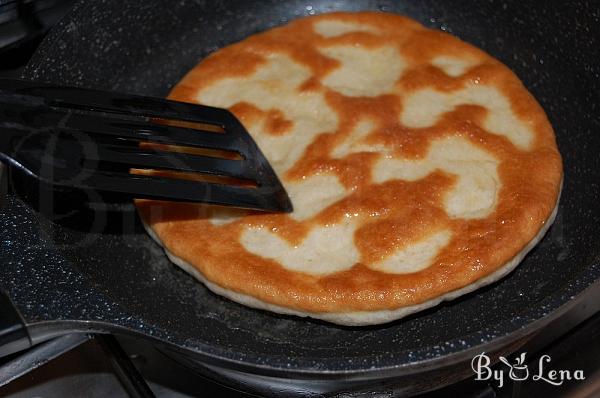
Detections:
[229, 102, 293, 136]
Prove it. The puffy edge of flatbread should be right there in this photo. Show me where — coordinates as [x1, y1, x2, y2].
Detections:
[140, 184, 560, 326]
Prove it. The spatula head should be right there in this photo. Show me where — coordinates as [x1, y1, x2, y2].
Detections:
[0, 79, 293, 213]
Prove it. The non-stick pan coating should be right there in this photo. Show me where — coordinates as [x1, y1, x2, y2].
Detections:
[1, 0, 599, 378]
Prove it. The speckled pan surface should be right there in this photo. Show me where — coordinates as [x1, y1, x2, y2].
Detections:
[1, 0, 599, 377]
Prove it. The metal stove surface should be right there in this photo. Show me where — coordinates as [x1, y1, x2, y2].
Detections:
[0, 335, 252, 398]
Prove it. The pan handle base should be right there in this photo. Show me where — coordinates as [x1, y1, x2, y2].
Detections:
[0, 290, 32, 358]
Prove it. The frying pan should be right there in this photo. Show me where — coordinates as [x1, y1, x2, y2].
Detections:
[1, 0, 599, 396]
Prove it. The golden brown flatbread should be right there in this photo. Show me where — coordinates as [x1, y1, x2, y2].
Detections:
[136, 12, 562, 325]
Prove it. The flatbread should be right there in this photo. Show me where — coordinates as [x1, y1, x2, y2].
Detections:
[136, 12, 563, 326]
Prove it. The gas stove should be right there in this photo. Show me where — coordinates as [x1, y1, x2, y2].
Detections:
[0, 296, 599, 397]
[1, 2, 599, 397]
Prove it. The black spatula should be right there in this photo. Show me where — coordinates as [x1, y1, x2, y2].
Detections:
[0, 79, 292, 212]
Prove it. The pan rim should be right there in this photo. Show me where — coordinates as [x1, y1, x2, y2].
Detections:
[21, 272, 600, 379]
